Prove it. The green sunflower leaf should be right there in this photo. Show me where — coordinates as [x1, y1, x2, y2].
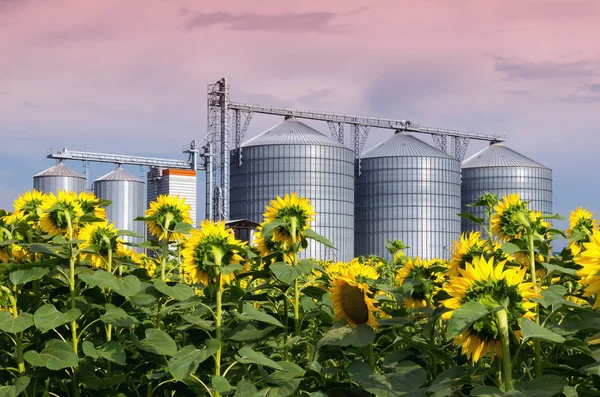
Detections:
[168, 340, 220, 381]
[153, 279, 195, 301]
[24, 339, 79, 370]
[317, 324, 375, 348]
[100, 303, 140, 327]
[233, 380, 258, 397]
[82, 341, 126, 365]
[457, 213, 484, 226]
[270, 260, 313, 285]
[0, 312, 34, 334]
[446, 301, 491, 340]
[533, 285, 567, 308]
[33, 304, 81, 333]
[116, 229, 145, 238]
[238, 303, 284, 327]
[521, 318, 566, 343]
[135, 328, 177, 356]
[212, 376, 231, 394]
[0, 376, 30, 397]
[9, 267, 48, 286]
[236, 346, 283, 370]
[260, 218, 285, 239]
[304, 228, 335, 248]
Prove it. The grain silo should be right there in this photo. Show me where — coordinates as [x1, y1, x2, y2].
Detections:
[34, 161, 87, 195]
[94, 166, 145, 248]
[230, 117, 355, 261]
[355, 132, 461, 260]
[461, 142, 552, 233]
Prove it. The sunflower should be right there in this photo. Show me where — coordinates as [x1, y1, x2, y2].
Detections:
[330, 269, 379, 328]
[567, 207, 597, 256]
[574, 228, 600, 307]
[491, 194, 550, 242]
[448, 232, 488, 276]
[181, 220, 246, 287]
[395, 257, 446, 309]
[145, 195, 192, 241]
[76, 191, 106, 220]
[39, 191, 84, 236]
[78, 221, 121, 269]
[13, 189, 46, 218]
[442, 256, 540, 362]
[262, 193, 315, 247]
[0, 244, 27, 264]
[253, 222, 296, 264]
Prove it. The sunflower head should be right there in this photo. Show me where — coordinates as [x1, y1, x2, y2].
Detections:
[574, 228, 600, 307]
[13, 189, 46, 219]
[76, 191, 107, 220]
[330, 277, 378, 328]
[262, 193, 315, 247]
[395, 257, 446, 309]
[567, 207, 597, 255]
[449, 232, 488, 276]
[442, 255, 540, 362]
[253, 222, 296, 264]
[181, 221, 246, 287]
[491, 193, 549, 242]
[39, 191, 85, 236]
[78, 221, 121, 269]
[145, 195, 192, 241]
[0, 244, 27, 264]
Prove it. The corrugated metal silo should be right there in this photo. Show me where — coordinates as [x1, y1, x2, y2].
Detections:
[94, 166, 145, 248]
[230, 117, 355, 261]
[461, 143, 552, 232]
[355, 132, 461, 260]
[34, 161, 87, 195]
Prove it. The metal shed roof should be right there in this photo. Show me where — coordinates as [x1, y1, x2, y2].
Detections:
[361, 132, 454, 159]
[242, 117, 346, 148]
[95, 166, 143, 182]
[34, 162, 86, 179]
[462, 143, 549, 169]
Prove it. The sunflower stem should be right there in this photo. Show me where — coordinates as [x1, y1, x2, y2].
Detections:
[527, 231, 542, 377]
[106, 245, 113, 375]
[3, 286, 25, 374]
[495, 308, 513, 391]
[283, 296, 289, 361]
[64, 210, 79, 397]
[294, 279, 300, 334]
[367, 343, 375, 368]
[214, 254, 223, 397]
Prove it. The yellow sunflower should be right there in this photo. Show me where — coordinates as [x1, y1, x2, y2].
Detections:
[395, 257, 446, 309]
[567, 207, 597, 256]
[76, 191, 107, 220]
[574, 228, 600, 308]
[253, 222, 296, 264]
[145, 195, 192, 241]
[330, 278, 378, 328]
[442, 256, 540, 362]
[78, 221, 121, 269]
[491, 194, 550, 242]
[0, 244, 27, 264]
[13, 189, 46, 218]
[448, 232, 488, 276]
[39, 191, 84, 236]
[181, 220, 246, 287]
[262, 193, 315, 246]
[135, 253, 158, 278]
[2, 210, 29, 230]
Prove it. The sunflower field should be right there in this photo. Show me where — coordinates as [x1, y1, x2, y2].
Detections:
[2, 189, 600, 396]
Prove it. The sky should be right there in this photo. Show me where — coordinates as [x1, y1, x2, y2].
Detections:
[1, 0, 599, 235]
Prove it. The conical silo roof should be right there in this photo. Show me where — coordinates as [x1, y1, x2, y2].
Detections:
[462, 143, 549, 169]
[242, 117, 346, 148]
[34, 162, 85, 179]
[361, 132, 453, 159]
[95, 166, 143, 182]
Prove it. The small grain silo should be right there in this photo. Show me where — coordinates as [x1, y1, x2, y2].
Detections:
[94, 166, 145, 248]
[461, 142, 552, 232]
[34, 161, 87, 195]
[355, 132, 461, 260]
[230, 117, 355, 261]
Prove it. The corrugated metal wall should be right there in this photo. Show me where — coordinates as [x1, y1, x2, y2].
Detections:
[230, 118, 355, 261]
[355, 133, 461, 260]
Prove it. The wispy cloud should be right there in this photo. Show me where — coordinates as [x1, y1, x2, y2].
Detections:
[182, 10, 348, 33]
[494, 56, 600, 80]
